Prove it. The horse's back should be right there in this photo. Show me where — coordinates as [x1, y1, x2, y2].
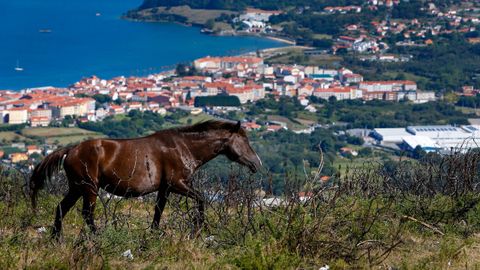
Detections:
[63, 136, 165, 196]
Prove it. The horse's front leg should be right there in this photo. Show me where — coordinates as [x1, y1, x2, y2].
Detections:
[172, 180, 205, 233]
[151, 186, 170, 229]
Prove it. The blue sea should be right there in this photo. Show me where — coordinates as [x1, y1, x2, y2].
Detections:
[0, 0, 283, 90]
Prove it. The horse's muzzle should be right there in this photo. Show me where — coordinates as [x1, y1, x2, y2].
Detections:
[247, 154, 263, 173]
[248, 163, 258, 173]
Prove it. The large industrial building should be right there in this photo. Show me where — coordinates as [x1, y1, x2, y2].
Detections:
[371, 128, 412, 143]
[371, 125, 480, 153]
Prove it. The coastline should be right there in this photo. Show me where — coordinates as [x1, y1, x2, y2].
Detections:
[123, 14, 295, 46]
[262, 35, 296, 45]
[121, 15, 196, 28]
[5, 9, 293, 91]
[88, 20, 297, 84]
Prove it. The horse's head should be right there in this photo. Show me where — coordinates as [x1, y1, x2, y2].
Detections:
[223, 121, 262, 173]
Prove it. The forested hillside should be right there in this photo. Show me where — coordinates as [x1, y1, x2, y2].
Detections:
[138, 0, 364, 11]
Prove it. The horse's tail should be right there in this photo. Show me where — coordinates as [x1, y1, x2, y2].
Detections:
[30, 145, 74, 210]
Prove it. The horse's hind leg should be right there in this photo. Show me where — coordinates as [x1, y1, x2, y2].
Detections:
[82, 189, 98, 233]
[152, 185, 170, 229]
[53, 189, 81, 238]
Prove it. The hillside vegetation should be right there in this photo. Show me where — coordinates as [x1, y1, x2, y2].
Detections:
[2, 149, 480, 268]
[137, 0, 363, 11]
[125, 5, 236, 26]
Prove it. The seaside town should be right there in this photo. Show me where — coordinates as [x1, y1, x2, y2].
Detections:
[1, 50, 479, 165]
[2, 1, 480, 166]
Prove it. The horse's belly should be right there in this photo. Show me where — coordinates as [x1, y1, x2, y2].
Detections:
[98, 155, 162, 197]
[100, 181, 158, 198]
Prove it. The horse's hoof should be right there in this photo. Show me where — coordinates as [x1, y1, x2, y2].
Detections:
[50, 231, 62, 242]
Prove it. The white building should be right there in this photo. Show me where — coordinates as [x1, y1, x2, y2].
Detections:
[372, 128, 413, 144]
[402, 136, 441, 152]
[359, 81, 417, 92]
[415, 91, 436, 103]
[313, 87, 356, 100]
[242, 20, 267, 32]
[406, 125, 480, 151]
[352, 40, 377, 52]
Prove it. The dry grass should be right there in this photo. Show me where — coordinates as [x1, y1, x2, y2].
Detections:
[0, 131, 29, 143]
[267, 115, 306, 130]
[45, 134, 105, 146]
[21, 127, 98, 138]
[3, 150, 480, 268]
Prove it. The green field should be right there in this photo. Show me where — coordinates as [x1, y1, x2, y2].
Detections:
[130, 5, 236, 25]
[456, 106, 480, 116]
[296, 111, 319, 122]
[312, 33, 332, 40]
[20, 127, 98, 138]
[267, 115, 307, 131]
[0, 127, 105, 148]
[45, 134, 106, 146]
[178, 113, 214, 125]
[0, 131, 29, 143]
[382, 71, 429, 83]
[266, 48, 343, 67]
[161, 113, 215, 129]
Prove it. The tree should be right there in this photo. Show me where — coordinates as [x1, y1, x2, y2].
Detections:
[114, 98, 124, 105]
[346, 135, 364, 146]
[92, 94, 112, 104]
[313, 39, 333, 49]
[411, 145, 426, 159]
[358, 148, 373, 157]
[443, 92, 459, 104]
[176, 63, 197, 77]
[186, 91, 192, 102]
[61, 115, 74, 127]
[194, 96, 241, 107]
[205, 19, 215, 30]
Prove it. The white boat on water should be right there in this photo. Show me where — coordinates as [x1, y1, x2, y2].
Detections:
[14, 60, 24, 72]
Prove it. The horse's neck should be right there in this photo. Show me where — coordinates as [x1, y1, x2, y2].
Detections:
[180, 131, 226, 169]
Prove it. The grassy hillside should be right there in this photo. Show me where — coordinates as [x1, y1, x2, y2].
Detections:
[125, 5, 237, 26]
[0, 127, 105, 151]
[20, 127, 98, 138]
[2, 150, 480, 268]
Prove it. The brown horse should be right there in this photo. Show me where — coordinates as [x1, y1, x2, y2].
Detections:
[29, 120, 262, 236]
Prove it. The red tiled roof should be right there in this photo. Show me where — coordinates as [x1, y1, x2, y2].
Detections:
[314, 87, 353, 93]
[31, 116, 49, 121]
[221, 56, 263, 64]
[195, 57, 221, 63]
[360, 80, 416, 85]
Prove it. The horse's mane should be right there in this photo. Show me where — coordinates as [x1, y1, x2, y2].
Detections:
[168, 120, 242, 134]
